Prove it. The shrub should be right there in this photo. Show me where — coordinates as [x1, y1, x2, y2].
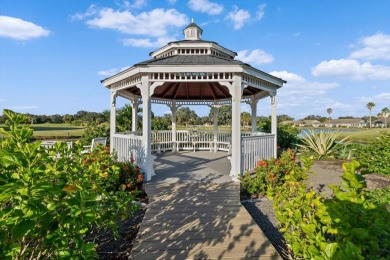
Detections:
[366, 186, 390, 206]
[268, 160, 390, 259]
[297, 128, 350, 159]
[354, 132, 390, 175]
[0, 109, 137, 259]
[239, 149, 310, 197]
[257, 119, 301, 149]
[81, 122, 109, 146]
[335, 142, 364, 160]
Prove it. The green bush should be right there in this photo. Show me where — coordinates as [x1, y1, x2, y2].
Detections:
[81, 122, 109, 146]
[257, 119, 301, 149]
[268, 160, 390, 259]
[335, 142, 364, 160]
[366, 186, 390, 206]
[297, 128, 350, 159]
[239, 150, 310, 197]
[354, 133, 390, 175]
[0, 109, 138, 259]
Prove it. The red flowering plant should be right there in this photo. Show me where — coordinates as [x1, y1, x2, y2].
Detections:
[240, 149, 311, 197]
[118, 161, 144, 193]
[80, 145, 144, 194]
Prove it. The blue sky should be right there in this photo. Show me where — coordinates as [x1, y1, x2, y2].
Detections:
[1, 0, 389, 119]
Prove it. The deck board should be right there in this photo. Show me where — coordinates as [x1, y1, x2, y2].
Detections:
[130, 151, 281, 260]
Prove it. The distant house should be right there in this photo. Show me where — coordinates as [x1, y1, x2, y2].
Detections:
[373, 117, 387, 128]
[324, 119, 366, 128]
[281, 120, 321, 127]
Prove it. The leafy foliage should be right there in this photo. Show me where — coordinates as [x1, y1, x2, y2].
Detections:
[268, 160, 390, 259]
[353, 132, 390, 175]
[297, 128, 350, 159]
[258, 119, 301, 149]
[239, 150, 309, 197]
[80, 122, 109, 146]
[0, 109, 138, 259]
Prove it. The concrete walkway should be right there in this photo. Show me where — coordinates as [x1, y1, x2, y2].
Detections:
[130, 151, 281, 259]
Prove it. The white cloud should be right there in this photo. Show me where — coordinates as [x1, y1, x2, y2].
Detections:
[86, 8, 187, 37]
[0, 16, 50, 40]
[270, 71, 305, 83]
[236, 49, 273, 65]
[167, 0, 177, 3]
[98, 66, 130, 76]
[12, 105, 38, 111]
[349, 32, 390, 61]
[270, 71, 339, 97]
[122, 35, 175, 48]
[357, 92, 390, 114]
[373, 92, 390, 100]
[188, 0, 223, 15]
[71, 5, 99, 21]
[226, 6, 250, 30]
[255, 4, 266, 20]
[73, 5, 188, 47]
[312, 59, 390, 81]
[127, 0, 147, 9]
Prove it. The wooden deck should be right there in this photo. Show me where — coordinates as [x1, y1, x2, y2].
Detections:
[130, 151, 281, 259]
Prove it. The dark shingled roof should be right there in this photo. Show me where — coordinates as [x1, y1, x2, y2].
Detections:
[184, 22, 203, 32]
[135, 55, 246, 66]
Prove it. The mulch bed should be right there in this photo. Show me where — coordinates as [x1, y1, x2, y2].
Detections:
[85, 193, 148, 259]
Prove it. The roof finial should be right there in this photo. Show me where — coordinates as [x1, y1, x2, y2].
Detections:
[192, 18, 194, 23]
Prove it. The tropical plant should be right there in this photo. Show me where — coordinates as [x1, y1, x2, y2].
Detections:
[366, 102, 375, 128]
[297, 129, 350, 159]
[326, 108, 332, 127]
[380, 107, 389, 128]
[241, 112, 251, 128]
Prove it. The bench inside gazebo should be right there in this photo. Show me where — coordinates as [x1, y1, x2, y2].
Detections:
[101, 22, 285, 181]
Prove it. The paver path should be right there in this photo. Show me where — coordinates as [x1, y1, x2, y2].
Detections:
[130, 151, 281, 259]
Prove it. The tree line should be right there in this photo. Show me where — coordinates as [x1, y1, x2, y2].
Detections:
[3, 104, 386, 129]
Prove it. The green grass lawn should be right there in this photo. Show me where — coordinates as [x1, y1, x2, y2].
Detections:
[339, 128, 390, 143]
[0, 124, 85, 139]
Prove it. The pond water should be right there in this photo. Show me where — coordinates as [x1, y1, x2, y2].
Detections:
[299, 128, 360, 137]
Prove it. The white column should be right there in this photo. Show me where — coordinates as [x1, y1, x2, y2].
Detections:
[131, 99, 138, 132]
[110, 90, 117, 154]
[212, 106, 219, 152]
[169, 101, 178, 151]
[250, 98, 258, 133]
[230, 76, 243, 178]
[271, 93, 277, 158]
[140, 76, 154, 181]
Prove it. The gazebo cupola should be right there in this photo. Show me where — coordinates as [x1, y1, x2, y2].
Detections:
[101, 21, 285, 182]
[183, 20, 203, 40]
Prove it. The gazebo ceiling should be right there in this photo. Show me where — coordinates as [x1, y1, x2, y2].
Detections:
[123, 82, 265, 101]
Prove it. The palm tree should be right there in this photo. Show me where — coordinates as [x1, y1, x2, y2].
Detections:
[366, 102, 375, 128]
[381, 107, 389, 128]
[326, 108, 333, 127]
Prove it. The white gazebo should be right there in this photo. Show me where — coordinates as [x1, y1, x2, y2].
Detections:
[101, 22, 285, 181]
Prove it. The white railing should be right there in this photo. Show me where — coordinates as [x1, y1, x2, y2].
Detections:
[41, 141, 73, 149]
[152, 130, 174, 153]
[112, 133, 143, 165]
[112, 131, 276, 171]
[241, 134, 275, 173]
